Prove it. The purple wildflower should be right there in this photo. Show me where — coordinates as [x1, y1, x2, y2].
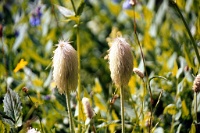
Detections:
[29, 7, 42, 26]
[122, 0, 132, 9]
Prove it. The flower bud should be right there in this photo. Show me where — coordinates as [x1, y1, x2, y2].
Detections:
[82, 97, 94, 119]
[129, 0, 137, 6]
[133, 68, 144, 79]
[22, 87, 28, 93]
[108, 37, 133, 87]
[193, 74, 200, 93]
[52, 40, 78, 94]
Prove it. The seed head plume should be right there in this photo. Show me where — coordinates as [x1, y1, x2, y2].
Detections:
[108, 37, 133, 87]
[52, 40, 78, 94]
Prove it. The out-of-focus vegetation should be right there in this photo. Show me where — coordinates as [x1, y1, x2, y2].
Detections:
[0, 0, 200, 132]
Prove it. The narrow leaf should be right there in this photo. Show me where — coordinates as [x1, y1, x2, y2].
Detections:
[54, 88, 66, 107]
[77, 1, 85, 16]
[3, 88, 22, 127]
[56, 5, 75, 17]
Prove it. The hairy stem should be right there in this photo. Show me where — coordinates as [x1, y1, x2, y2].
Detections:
[120, 86, 125, 133]
[77, 25, 82, 132]
[69, 0, 82, 131]
[66, 90, 74, 133]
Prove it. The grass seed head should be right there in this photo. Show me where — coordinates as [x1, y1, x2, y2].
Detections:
[52, 40, 78, 94]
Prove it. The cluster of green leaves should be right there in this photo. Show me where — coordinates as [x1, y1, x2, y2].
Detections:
[0, 0, 200, 132]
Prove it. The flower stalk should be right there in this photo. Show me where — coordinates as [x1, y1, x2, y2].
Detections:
[69, 0, 82, 131]
[66, 90, 74, 132]
[52, 40, 78, 133]
[120, 86, 125, 133]
[108, 37, 133, 132]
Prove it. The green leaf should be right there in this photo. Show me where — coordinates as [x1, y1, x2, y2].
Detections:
[181, 100, 189, 118]
[21, 44, 50, 66]
[77, 1, 85, 16]
[93, 78, 102, 93]
[190, 123, 196, 133]
[164, 104, 177, 115]
[0, 120, 10, 133]
[0, 120, 5, 133]
[93, 94, 106, 112]
[3, 88, 22, 127]
[54, 88, 66, 108]
[56, 5, 75, 17]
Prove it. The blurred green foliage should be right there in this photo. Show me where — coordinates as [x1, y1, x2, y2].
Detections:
[0, 0, 200, 132]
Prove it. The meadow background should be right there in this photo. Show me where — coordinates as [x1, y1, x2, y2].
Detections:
[0, 0, 200, 132]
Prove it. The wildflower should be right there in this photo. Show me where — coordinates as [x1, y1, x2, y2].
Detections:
[133, 68, 144, 79]
[13, 59, 28, 73]
[122, 0, 132, 9]
[14, 30, 19, 37]
[30, 7, 42, 26]
[108, 37, 133, 87]
[193, 74, 200, 93]
[52, 40, 78, 94]
[27, 127, 40, 133]
[82, 97, 94, 119]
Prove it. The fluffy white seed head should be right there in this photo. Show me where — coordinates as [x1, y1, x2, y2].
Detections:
[133, 68, 144, 79]
[52, 40, 78, 94]
[108, 37, 133, 88]
[82, 97, 94, 119]
[193, 74, 200, 93]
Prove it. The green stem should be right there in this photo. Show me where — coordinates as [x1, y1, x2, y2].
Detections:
[148, 76, 167, 132]
[39, 117, 44, 133]
[66, 90, 74, 133]
[77, 23, 82, 132]
[133, 15, 152, 132]
[69, 0, 81, 131]
[171, 1, 200, 64]
[70, 0, 77, 15]
[120, 86, 125, 133]
[196, 92, 198, 123]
